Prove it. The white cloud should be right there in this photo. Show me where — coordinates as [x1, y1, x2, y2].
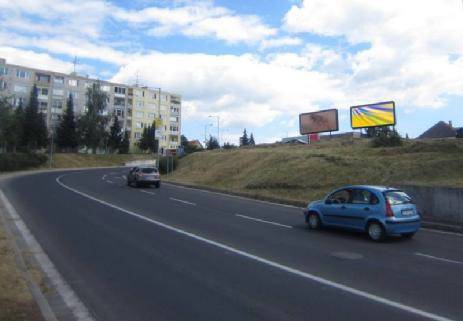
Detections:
[0, 47, 74, 73]
[259, 37, 302, 50]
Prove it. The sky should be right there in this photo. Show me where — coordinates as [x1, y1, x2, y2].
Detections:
[1, 0, 463, 144]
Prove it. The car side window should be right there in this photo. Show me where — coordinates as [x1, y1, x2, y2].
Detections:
[328, 189, 352, 204]
[351, 189, 379, 205]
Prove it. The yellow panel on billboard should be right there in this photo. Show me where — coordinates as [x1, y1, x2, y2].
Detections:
[351, 101, 396, 129]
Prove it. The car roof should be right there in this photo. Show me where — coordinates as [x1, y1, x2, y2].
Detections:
[341, 185, 399, 192]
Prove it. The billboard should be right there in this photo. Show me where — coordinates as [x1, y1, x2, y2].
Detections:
[299, 109, 339, 135]
[350, 101, 396, 129]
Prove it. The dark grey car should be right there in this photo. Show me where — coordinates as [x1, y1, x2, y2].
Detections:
[127, 166, 161, 188]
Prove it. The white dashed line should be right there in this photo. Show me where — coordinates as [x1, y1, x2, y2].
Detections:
[140, 190, 156, 196]
[235, 214, 292, 229]
[169, 197, 196, 206]
[415, 252, 463, 266]
[55, 175, 453, 321]
[106, 180, 114, 184]
[102, 175, 107, 180]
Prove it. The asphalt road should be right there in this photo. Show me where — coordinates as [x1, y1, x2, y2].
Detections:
[1, 168, 462, 321]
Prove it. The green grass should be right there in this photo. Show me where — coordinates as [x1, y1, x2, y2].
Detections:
[169, 138, 463, 204]
[48, 153, 155, 169]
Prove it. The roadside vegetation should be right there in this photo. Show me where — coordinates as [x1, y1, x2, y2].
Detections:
[0, 219, 43, 321]
[169, 138, 463, 204]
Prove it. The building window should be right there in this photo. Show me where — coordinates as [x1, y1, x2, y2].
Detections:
[52, 99, 63, 109]
[53, 76, 64, 84]
[134, 132, 141, 139]
[0, 66, 7, 75]
[14, 85, 28, 93]
[70, 91, 78, 99]
[16, 69, 30, 79]
[170, 125, 179, 132]
[39, 101, 48, 113]
[115, 109, 123, 117]
[135, 111, 144, 118]
[101, 85, 110, 92]
[136, 101, 143, 108]
[0, 80, 6, 90]
[38, 87, 48, 96]
[136, 122, 143, 129]
[53, 88, 64, 96]
[114, 97, 125, 106]
[148, 113, 155, 118]
[36, 73, 51, 83]
[114, 87, 126, 95]
[68, 79, 78, 87]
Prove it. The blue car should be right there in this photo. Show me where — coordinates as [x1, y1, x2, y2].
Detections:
[303, 186, 421, 241]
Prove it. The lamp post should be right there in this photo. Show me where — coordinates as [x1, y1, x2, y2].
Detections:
[208, 115, 220, 147]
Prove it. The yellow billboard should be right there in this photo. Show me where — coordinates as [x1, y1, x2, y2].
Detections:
[351, 101, 396, 129]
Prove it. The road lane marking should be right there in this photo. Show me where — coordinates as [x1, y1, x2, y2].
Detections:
[122, 175, 127, 180]
[106, 180, 114, 184]
[102, 175, 107, 180]
[56, 175, 453, 321]
[235, 214, 292, 229]
[169, 197, 196, 206]
[415, 252, 463, 266]
[140, 190, 156, 196]
[421, 228, 463, 237]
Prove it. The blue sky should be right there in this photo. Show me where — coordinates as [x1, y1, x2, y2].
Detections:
[0, 0, 462, 144]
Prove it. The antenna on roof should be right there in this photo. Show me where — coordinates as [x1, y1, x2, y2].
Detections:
[135, 70, 140, 87]
[72, 56, 79, 74]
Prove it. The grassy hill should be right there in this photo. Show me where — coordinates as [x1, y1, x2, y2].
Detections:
[169, 138, 463, 204]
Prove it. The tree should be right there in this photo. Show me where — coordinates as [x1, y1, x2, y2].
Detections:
[370, 127, 403, 147]
[206, 135, 220, 150]
[222, 142, 236, 150]
[249, 133, 255, 146]
[119, 130, 130, 154]
[77, 82, 109, 153]
[23, 85, 47, 151]
[56, 94, 78, 152]
[0, 97, 12, 152]
[138, 124, 155, 152]
[240, 129, 249, 147]
[108, 115, 122, 153]
[181, 134, 202, 154]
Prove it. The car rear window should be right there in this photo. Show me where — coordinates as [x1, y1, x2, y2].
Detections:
[384, 191, 412, 205]
[141, 168, 157, 174]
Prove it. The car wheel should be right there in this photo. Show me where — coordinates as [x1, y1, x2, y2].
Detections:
[402, 232, 415, 239]
[307, 212, 321, 230]
[155, 182, 161, 188]
[367, 221, 385, 242]
[135, 181, 141, 188]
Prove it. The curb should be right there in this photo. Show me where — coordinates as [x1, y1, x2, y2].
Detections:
[164, 180, 463, 235]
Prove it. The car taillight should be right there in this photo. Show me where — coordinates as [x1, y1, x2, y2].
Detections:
[386, 200, 394, 217]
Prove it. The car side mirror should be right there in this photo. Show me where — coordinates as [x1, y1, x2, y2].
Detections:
[325, 199, 332, 205]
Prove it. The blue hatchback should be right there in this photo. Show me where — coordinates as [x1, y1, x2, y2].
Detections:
[303, 185, 421, 241]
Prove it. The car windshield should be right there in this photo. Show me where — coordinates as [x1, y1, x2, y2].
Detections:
[141, 168, 157, 174]
[384, 191, 412, 205]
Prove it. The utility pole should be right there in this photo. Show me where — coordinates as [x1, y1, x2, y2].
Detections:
[72, 56, 78, 73]
[48, 125, 54, 168]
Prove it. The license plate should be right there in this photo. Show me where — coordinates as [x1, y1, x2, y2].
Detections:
[402, 209, 414, 216]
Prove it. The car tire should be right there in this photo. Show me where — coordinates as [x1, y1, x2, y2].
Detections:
[307, 212, 322, 230]
[135, 181, 141, 188]
[155, 182, 161, 188]
[367, 221, 385, 242]
[402, 232, 415, 239]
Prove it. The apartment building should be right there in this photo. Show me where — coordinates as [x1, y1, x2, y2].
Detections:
[0, 58, 181, 154]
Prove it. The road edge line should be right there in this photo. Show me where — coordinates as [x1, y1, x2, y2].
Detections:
[56, 175, 453, 321]
[0, 190, 96, 321]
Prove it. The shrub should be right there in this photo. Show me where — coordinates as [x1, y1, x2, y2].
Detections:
[370, 128, 403, 147]
[158, 156, 178, 174]
[0, 153, 48, 172]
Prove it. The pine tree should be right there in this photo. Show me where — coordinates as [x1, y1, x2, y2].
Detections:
[77, 82, 108, 153]
[23, 85, 47, 151]
[119, 131, 130, 154]
[56, 94, 78, 152]
[137, 125, 155, 152]
[206, 136, 220, 150]
[108, 115, 122, 153]
[0, 97, 12, 151]
[240, 129, 249, 147]
[249, 133, 255, 146]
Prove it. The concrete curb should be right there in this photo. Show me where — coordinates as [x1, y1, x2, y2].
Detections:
[164, 180, 463, 235]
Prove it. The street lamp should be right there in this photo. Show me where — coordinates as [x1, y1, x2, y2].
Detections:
[208, 115, 220, 147]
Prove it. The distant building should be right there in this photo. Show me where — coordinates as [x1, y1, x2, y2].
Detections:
[281, 135, 309, 144]
[188, 140, 203, 149]
[319, 132, 361, 140]
[418, 121, 459, 139]
[0, 58, 181, 154]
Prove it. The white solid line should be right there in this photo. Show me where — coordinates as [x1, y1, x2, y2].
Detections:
[122, 175, 127, 180]
[106, 180, 114, 184]
[140, 190, 156, 196]
[169, 197, 196, 206]
[102, 175, 107, 180]
[421, 228, 463, 237]
[235, 214, 292, 229]
[55, 175, 453, 321]
[0, 190, 95, 321]
[415, 252, 463, 266]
